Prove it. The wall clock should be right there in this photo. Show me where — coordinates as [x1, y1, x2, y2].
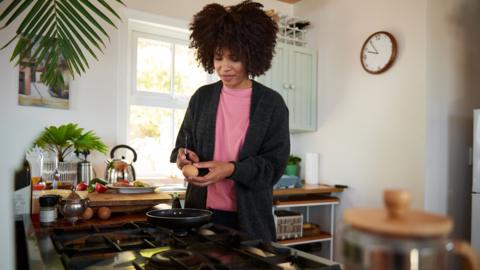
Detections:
[360, 31, 397, 74]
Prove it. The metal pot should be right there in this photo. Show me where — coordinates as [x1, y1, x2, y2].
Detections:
[342, 190, 479, 270]
[58, 190, 88, 223]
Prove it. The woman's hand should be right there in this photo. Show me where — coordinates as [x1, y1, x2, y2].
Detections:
[186, 161, 235, 187]
[176, 148, 200, 169]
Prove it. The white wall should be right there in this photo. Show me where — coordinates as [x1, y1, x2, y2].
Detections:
[293, 0, 427, 256]
[292, 0, 480, 260]
[425, 0, 480, 238]
[0, 1, 292, 269]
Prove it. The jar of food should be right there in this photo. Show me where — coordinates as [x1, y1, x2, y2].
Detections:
[342, 190, 479, 270]
[39, 195, 60, 225]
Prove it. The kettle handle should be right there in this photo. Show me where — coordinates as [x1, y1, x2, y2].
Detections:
[110, 145, 137, 162]
[450, 240, 479, 270]
[131, 165, 136, 181]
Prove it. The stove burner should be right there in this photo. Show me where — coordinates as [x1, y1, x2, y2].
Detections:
[174, 230, 189, 237]
[84, 235, 105, 246]
[50, 222, 340, 270]
[147, 249, 213, 270]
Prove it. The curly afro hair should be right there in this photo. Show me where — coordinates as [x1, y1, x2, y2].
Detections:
[189, 0, 278, 77]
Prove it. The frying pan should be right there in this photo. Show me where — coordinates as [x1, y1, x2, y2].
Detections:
[146, 208, 212, 229]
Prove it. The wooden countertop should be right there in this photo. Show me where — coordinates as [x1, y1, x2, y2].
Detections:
[273, 184, 343, 196]
[32, 185, 343, 230]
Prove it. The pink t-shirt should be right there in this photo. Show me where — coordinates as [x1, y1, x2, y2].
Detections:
[206, 86, 252, 211]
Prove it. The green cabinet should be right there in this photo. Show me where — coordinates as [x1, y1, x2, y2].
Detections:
[257, 43, 317, 132]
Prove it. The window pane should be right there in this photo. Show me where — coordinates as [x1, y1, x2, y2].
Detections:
[129, 105, 174, 177]
[172, 109, 187, 178]
[174, 44, 206, 97]
[174, 109, 186, 138]
[136, 37, 171, 94]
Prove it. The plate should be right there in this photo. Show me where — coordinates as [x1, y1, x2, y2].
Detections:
[107, 184, 157, 194]
[156, 184, 187, 192]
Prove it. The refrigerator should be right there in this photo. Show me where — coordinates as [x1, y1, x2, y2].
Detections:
[472, 110, 480, 251]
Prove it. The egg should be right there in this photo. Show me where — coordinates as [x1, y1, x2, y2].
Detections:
[82, 207, 94, 220]
[182, 164, 199, 177]
[97, 207, 111, 220]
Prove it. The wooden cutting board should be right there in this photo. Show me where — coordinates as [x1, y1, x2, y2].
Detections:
[88, 191, 174, 207]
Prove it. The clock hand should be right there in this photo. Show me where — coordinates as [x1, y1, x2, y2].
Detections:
[369, 40, 379, 54]
[367, 50, 378, 54]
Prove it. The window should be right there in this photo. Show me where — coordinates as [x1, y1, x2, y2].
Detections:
[125, 19, 211, 179]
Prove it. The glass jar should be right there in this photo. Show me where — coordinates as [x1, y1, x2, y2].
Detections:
[39, 195, 60, 225]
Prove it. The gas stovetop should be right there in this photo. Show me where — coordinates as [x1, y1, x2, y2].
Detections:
[50, 221, 341, 270]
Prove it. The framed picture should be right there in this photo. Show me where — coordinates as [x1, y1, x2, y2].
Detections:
[18, 58, 70, 110]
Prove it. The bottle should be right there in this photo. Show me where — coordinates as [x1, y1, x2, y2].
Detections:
[14, 160, 31, 215]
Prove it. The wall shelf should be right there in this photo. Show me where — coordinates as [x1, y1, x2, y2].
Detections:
[273, 193, 339, 261]
[277, 231, 332, 246]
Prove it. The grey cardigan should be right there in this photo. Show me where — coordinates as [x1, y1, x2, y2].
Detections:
[170, 80, 290, 241]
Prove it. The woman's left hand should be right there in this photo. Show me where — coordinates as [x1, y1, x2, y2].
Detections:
[186, 161, 235, 187]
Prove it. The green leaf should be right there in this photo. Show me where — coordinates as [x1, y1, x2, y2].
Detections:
[4, 0, 33, 27]
[16, 0, 47, 34]
[0, 0, 21, 23]
[97, 0, 121, 20]
[22, 5, 54, 39]
[56, 29, 86, 74]
[31, 37, 54, 66]
[69, 0, 109, 39]
[57, 21, 89, 69]
[79, 0, 117, 28]
[21, 11, 55, 56]
[10, 36, 28, 62]
[30, 31, 55, 63]
[61, 1, 105, 48]
[113, 0, 126, 6]
[58, 38, 81, 75]
[1, 34, 17, 50]
[56, 3, 100, 58]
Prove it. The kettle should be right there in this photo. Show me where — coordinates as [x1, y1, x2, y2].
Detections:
[342, 190, 479, 270]
[105, 145, 137, 184]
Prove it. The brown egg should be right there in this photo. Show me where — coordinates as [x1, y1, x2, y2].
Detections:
[182, 164, 199, 177]
[97, 207, 111, 220]
[82, 207, 94, 220]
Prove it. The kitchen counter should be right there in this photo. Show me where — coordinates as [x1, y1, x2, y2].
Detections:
[18, 184, 344, 269]
[273, 184, 344, 196]
[20, 213, 342, 270]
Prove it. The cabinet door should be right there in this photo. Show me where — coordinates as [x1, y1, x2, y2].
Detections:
[271, 43, 289, 104]
[255, 44, 317, 132]
[256, 43, 288, 100]
[289, 46, 317, 131]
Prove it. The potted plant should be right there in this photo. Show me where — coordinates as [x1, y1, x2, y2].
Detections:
[285, 155, 302, 176]
[34, 123, 108, 187]
[34, 123, 108, 162]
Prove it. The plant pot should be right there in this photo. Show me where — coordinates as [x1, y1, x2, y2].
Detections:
[285, 164, 298, 176]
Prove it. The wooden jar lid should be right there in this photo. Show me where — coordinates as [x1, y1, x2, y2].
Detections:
[344, 190, 453, 237]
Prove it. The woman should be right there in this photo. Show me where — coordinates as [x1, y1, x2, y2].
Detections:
[170, 0, 290, 242]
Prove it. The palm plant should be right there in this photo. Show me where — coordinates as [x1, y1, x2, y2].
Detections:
[35, 123, 108, 162]
[0, 0, 125, 89]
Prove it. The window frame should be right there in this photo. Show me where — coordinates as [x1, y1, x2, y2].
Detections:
[117, 8, 214, 179]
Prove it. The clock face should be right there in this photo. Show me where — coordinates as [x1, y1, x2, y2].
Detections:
[361, 31, 397, 74]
